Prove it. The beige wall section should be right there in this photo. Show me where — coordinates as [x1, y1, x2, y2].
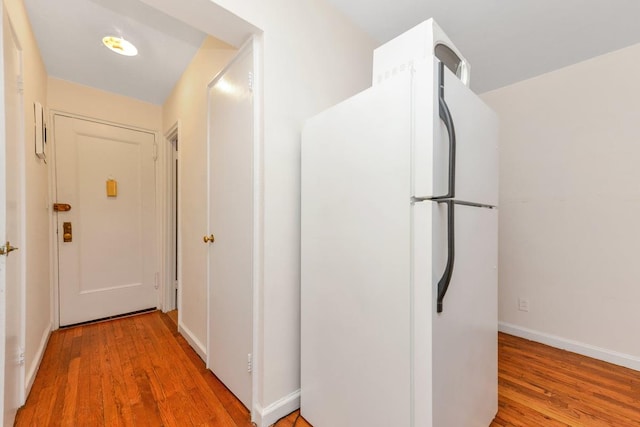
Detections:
[4, 0, 49, 395]
[47, 78, 162, 131]
[482, 43, 640, 360]
[258, 1, 375, 408]
[147, 0, 375, 419]
[161, 36, 237, 354]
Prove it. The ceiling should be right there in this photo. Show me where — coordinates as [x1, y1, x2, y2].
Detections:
[326, 0, 640, 93]
[24, 0, 207, 105]
[24, 0, 640, 101]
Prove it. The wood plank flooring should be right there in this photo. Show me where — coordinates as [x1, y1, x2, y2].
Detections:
[16, 311, 252, 427]
[491, 333, 640, 426]
[15, 312, 640, 426]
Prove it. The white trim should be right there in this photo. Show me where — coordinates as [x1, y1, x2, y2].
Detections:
[161, 122, 181, 315]
[25, 323, 51, 397]
[47, 109, 60, 331]
[48, 110, 158, 135]
[153, 129, 163, 312]
[2, 10, 28, 417]
[250, 33, 265, 426]
[14, 21, 27, 408]
[254, 389, 301, 427]
[179, 321, 206, 361]
[0, 4, 6, 420]
[499, 322, 640, 371]
[49, 110, 59, 330]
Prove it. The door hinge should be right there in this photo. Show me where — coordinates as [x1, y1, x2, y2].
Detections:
[16, 76, 24, 94]
[247, 353, 252, 373]
[18, 347, 25, 366]
[154, 272, 159, 290]
[248, 72, 254, 92]
[0, 242, 18, 257]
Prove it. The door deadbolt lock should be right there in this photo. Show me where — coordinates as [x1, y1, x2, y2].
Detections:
[53, 203, 71, 212]
[63, 222, 72, 242]
[203, 234, 215, 243]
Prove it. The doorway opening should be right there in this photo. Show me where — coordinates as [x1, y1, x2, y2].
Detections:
[166, 125, 179, 319]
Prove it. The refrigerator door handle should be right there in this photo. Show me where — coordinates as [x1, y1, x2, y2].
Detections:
[437, 200, 455, 313]
[435, 60, 457, 200]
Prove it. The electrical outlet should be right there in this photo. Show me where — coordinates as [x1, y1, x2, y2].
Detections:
[518, 297, 529, 312]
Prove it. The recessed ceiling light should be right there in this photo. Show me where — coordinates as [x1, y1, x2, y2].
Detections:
[102, 36, 138, 57]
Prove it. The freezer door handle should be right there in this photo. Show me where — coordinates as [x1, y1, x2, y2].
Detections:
[434, 61, 457, 200]
[437, 200, 455, 313]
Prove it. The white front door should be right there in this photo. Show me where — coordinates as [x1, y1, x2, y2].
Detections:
[54, 115, 158, 326]
[2, 6, 25, 425]
[207, 44, 254, 409]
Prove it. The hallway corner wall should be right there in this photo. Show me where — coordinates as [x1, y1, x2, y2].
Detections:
[161, 36, 237, 355]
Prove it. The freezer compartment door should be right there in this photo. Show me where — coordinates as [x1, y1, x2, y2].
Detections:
[413, 59, 499, 206]
[431, 202, 498, 426]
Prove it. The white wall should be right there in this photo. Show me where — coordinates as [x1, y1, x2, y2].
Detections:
[145, 0, 376, 421]
[162, 36, 237, 356]
[482, 43, 640, 366]
[4, 0, 49, 395]
[47, 78, 162, 131]
[253, 3, 375, 410]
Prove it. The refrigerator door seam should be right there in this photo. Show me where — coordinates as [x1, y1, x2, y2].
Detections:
[411, 197, 496, 209]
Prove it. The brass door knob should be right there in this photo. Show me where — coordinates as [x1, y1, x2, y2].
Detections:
[203, 234, 215, 243]
[63, 222, 72, 242]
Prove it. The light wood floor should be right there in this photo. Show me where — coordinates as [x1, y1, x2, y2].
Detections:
[491, 333, 640, 426]
[15, 311, 640, 426]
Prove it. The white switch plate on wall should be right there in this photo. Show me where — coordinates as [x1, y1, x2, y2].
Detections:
[518, 297, 530, 312]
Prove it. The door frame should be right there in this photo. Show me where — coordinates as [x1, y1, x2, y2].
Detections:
[206, 35, 263, 423]
[162, 121, 181, 316]
[1, 4, 27, 419]
[49, 111, 162, 329]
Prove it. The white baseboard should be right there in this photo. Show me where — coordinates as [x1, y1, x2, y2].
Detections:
[25, 323, 52, 400]
[178, 322, 206, 361]
[253, 389, 301, 427]
[499, 322, 640, 371]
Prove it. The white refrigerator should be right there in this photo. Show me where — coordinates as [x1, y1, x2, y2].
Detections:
[301, 20, 499, 427]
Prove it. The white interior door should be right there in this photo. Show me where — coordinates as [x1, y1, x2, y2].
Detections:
[207, 44, 254, 409]
[2, 7, 25, 425]
[55, 115, 157, 326]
